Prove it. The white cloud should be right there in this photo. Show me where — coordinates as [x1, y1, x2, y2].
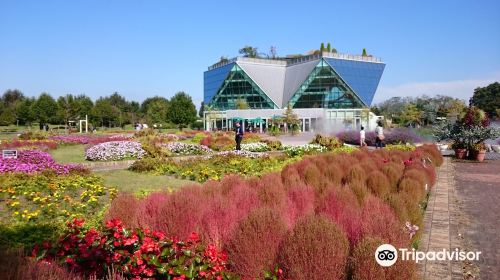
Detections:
[373, 72, 500, 104]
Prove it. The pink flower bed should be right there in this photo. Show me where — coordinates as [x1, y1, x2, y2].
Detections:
[0, 150, 86, 174]
[49, 134, 133, 145]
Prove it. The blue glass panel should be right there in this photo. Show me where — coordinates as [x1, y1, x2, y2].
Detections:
[324, 58, 385, 106]
[203, 63, 234, 104]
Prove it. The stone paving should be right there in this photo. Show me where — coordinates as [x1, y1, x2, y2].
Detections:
[420, 157, 454, 279]
[420, 157, 500, 280]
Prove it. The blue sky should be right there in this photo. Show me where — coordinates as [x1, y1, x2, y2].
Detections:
[1, 0, 499, 106]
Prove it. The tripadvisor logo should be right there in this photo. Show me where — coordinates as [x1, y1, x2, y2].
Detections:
[375, 244, 481, 266]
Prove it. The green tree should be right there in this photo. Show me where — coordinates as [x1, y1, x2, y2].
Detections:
[199, 101, 205, 118]
[0, 107, 16, 125]
[167, 92, 197, 130]
[91, 97, 119, 128]
[327, 42, 331, 52]
[56, 94, 79, 124]
[282, 103, 300, 134]
[1, 89, 24, 106]
[32, 93, 58, 124]
[74, 95, 94, 119]
[239, 46, 259, 58]
[400, 104, 422, 126]
[145, 98, 169, 124]
[362, 48, 367, 56]
[470, 82, 500, 118]
[16, 98, 35, 125]
[235, 98, 250, 109]
[320, 43, 325, 52]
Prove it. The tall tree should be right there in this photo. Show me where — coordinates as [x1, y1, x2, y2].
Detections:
[16, 98, 35, 125]
[199, 101, 205, 118]
[167, 92, 197, 130]
[56, 94, 78, 124]
[32, 93, 58, 124]
[362, 48, 367, 56]
[282, 103, 300, 134]
[74, 95, 94, 119]
[145, 98, 169, 124]
[470, 82, 500, 118]
[2, 89, 24, 106]
[91, 97, 119, 127]
[239, 46, 259, 58]
[400, 104, 422, 126]
[320, 43, 325, 52]
[326, 42, 331, 52]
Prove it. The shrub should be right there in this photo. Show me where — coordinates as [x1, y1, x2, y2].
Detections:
[361, 196, 407, 246]
[210, 135, 235, 151]
[225, 208, 288, 278]
[310, 134, 343, 150]
[384, 128, 422, 144]
[350, 237, 417, 280]
[104, 193, 141, 229]
[240, 142, 270, 152]
[398, 177, 426, 202]
[261, 139, 282, 150]
[316, 187, 363, 246]
[128, 157, 168, 172]
[322, 161, 344, 186]
[366, 170, 391, 198]
[381, 163, 403, 189]
[285, 184, 315, 227]
[278, 215, 349, 280]
[162, 142, 213, 155]
[349, 180, 370, 205]
[343, 164, 367, 185]
[282, 144, 326, 157]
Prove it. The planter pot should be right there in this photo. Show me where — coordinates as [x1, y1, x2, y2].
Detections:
[492, 145, 500, 153]
[454, 148, 467, 159]
[473, 150, 486, 162]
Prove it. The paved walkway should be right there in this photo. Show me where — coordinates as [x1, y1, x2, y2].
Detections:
[420, 157, 456, 279]
[453, 160, 500, 279]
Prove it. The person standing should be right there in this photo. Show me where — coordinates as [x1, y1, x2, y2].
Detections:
[360, 126, 366, 147]
[375, 121, 384, 149]
[234, 121, 244, 150]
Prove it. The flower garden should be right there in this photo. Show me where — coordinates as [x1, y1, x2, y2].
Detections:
[0, 128, 444, 280]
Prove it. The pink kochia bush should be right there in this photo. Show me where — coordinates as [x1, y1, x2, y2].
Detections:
[0, 150, 85, 174]
[85, 141, 146, 161]
[101, 145, 441, 279]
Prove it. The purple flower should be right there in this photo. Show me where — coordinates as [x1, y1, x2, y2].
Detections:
[85, 141, 146, 161]
[0, 150, 84, 174]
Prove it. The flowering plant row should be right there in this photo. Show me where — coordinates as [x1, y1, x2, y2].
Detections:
[162, 142, 213, 155]
[207, 150, 268, 159]
[153, 155, 294, 182]
[0, 139, 58, 151]
[49, 134, 133, 145]
[34, 218, 230, 279]
[240, 142, 270, 152]
[0, 173, 116, 248]
[0, 150, 85, 174]
[85, 141, 146, 161]
[282, 144, 327, 157]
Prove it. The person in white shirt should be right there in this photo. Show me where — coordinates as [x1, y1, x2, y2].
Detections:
[360, 126, 366, 147]
[375, 121, 384, 149]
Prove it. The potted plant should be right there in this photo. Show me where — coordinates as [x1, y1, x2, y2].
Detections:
[451, 141, 467, 159]
[471, 142, 487, 162]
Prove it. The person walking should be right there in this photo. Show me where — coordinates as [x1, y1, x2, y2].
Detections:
[234, 121, 244, 150]
[360, 126, 366, 147]
[375, 121, 384, 149]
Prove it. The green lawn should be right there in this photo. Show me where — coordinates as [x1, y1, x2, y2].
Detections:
[94, 169, 196, 193]
[49, 144, 87, 163]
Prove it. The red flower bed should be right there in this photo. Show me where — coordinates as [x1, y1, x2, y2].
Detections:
[53, 145, 442, 279]
[34, 218, 229, 279]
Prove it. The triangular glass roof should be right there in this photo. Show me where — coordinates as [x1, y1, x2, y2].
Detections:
[323, 57, 385, 106]
[287, 59, 365, 109]
[208, 64, 279, 110]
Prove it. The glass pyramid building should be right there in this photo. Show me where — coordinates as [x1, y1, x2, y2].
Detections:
[203, 51, 385, 132]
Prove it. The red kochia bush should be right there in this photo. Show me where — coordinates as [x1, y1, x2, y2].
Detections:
[316, 187, 363, 246]
[104, 193, 140, 229]
[361, 196, 407, 247]
[278, 216, 349, 280]
[350, 237, 417, 280]
[285, 183, 316, 227]
[225, 207, 288, 278]
[366, 170, 391, 198]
